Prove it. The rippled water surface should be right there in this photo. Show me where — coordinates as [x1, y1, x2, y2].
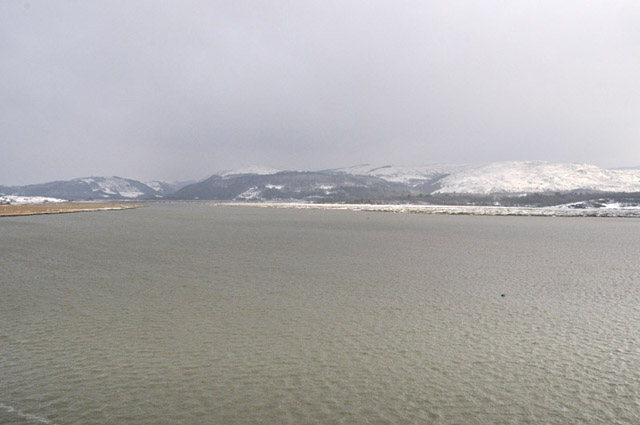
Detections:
[2, 203, 640, 424]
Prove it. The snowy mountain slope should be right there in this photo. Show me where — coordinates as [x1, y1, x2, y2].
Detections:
[329, 163, 474, 185]
[144, 180, 192, 196]
[145, 181, 169, 194]
[167, 161, 640, 201]
[4, 161, 640, 203]
[78, 177, 151, 198]
[331, 162, 640, 194]
[434, 162, 640, 194]
[171, 171, 411, 201]
[2, 177, 161, 200]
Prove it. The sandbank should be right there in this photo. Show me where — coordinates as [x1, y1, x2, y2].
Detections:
[0, 202, 141, 217]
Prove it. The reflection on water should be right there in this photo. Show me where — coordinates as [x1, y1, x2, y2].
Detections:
[2, 204, 640, 424]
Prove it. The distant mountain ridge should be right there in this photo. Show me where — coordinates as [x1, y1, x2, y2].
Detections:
[170, 161, 640, 202]
[332, 162, 640, 194]
[171, 170, 411, 201]
[0, 177, 177, 201]
[433, 162, 640, 194]
[3, 161, 640, 203]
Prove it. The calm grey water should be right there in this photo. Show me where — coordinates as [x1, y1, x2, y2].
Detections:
[2, 203, 640, 424]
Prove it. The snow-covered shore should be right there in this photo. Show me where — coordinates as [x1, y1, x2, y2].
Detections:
[214, 202, 640, 218]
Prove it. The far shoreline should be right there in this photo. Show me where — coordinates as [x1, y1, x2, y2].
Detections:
[0, 202, 142, 217]
[210, 201, 640, 218]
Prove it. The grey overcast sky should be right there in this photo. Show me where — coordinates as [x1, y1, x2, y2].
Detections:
[1, 0, 639, 184]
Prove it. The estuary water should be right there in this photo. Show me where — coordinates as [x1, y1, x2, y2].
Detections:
[2, 203, 640, 424]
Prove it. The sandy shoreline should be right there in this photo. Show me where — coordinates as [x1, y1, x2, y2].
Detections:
[0, 202, 142, 217]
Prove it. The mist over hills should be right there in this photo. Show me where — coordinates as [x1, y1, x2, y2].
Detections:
[3, 162, 640, 206]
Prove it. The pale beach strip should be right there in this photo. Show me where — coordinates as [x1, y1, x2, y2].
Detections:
[0, 202, 141, 217]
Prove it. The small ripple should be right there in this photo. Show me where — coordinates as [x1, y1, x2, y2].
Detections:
[0, 402, 57, 425]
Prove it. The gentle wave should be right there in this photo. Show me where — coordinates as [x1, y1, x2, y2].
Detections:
[3, 204, 640, 423]
[0, 402, 57, 425]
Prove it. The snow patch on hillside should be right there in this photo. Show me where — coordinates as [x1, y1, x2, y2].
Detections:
[79, 177, 145, 198]
[235, 187, 263, 200]
[1, 195, 66, 205]
[144, 181, 165, 192]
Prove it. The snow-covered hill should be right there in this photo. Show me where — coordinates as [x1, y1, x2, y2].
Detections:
[144, 180, 192, 196]
[77, 177, 150, 198]
[434, 161, 640, 194]
[169, 161, 640, 202]
[4, 161, 640, 203]
[332, 162, 640, 194]
[171, 170, 408, 201]
[1, 177, 161, 200]
[331, 163, 472, 185]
